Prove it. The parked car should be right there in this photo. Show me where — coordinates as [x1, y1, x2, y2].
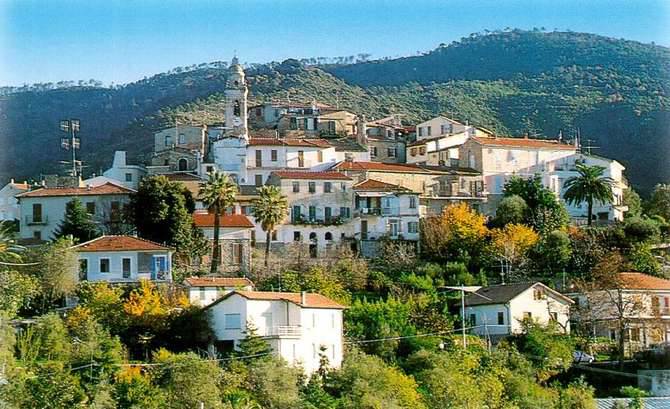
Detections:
[573, 350, 595, 364]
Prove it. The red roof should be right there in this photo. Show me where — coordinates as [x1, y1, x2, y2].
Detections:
[618, 272, 670, 290]
[249, 138, 331, 148]
[334, 161, 430, 173]
[184, 276, 254, 288]
[271, 171, 351, 180]
[17, 182, 134, 198]
[353, 179, 412, 192]
[192, 213, 255, 228]
[472, 136, 576, 150]
[73, 235, 171, 252]
[207, 290, 346, 309]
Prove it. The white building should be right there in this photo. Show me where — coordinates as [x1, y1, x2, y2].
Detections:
[0, 179, 29, 221]
[72, 235, 173, 283]
[15, 182, 134, 241]
[408, 116, 482, 166]
[184, 276, 254, 307]
[85, 151, 147, 190]
[206, 290, 346, 375]
[464, 282, 573, 339]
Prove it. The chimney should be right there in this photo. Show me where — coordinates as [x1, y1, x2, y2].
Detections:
[301, 291, 307, 306]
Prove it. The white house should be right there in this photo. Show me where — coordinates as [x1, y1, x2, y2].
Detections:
[72, 235, 173, 283]
[0, 179, 29, 221]
[192, 212, 255, 273]
[464, 282, 573, 339]
[94, 151, 147, 190]
[184, 276, 254, 306]
[206, 290, 346, 375]
[408, 115, 480, 166]
[15, 182, 134, 241]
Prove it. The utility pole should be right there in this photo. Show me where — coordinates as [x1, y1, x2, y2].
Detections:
[59, 119, 81, 177]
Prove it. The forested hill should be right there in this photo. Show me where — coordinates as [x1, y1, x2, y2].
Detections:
[0, 30, 668, 193]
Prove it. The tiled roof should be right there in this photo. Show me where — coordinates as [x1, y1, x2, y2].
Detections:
[162, 173, 203, 181]
[353, 179, 412, 192]
[184, 276, 254, 288]
[472, 136, 576, 150]
[16, 182, 134, 198]
[271, 171, 351, 180]
[73, 235, 171, 252]
[465, 282, 573, 306]
[618, 272, 670, 290]
[207, 290, 346, 309]
[249, 138, 331, 148]
[192, 213, 255, 228]
[334, 161, 430, 173]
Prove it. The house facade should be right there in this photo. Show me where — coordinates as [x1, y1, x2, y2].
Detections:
[15, 182, 134, 241]
[464, 282, 573, 339]
[85, 151, 147, 190]
[73, 235, 173, 283]
[150, 125, 207, 173]
[192, 212, 255, 274]
[184, 276, 254, 307]
[207, 290, 345, 375]
[0, 179, 29, 221]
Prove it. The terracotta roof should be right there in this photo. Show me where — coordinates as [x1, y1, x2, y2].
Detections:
[334, 161, 430, 173]
[618, 272, 670, 290]
[162, 173, 203, 182]
[206, 290, 346, 310]
[184, 276, 254, 288]
[472, 136, 576, 150]
[353, 179, 413, 192]
[73, 235, 171, 252]
[465, 282, 573, 306]
[16, 182, 134, 198]
[192, 213, 255, 228]
[249, 138, 331, 148]
[271, 171, 351, 180]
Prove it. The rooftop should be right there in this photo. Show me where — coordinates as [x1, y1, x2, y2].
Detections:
[334, 161, 430, 173]
[271, 171, 352, 180]
[184, 276, 254, 288]
[16, 182, 134, 198]
[353, 179, 413, 192]
[192, 212, 255, 228]
[249, 138, 331, 148]
[618, 272, 670, 290]
[465, 282, 573, 306]
[472, 136, 577, 150]
[73, 235, 172, 252]
[207, 290, 346, 310]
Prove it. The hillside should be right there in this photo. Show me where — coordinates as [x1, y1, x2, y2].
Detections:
[0, 30, 668, 193]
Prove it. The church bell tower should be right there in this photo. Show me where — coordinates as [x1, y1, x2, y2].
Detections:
[224, 56, 249, 140]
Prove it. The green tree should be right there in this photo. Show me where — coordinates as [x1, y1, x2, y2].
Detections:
[30, 237, 78, 311]
[558, 378, 597, 409]
[252, 185, 288, 268]
[24, 362, 87, 409]
[622, 188, 642, 219]
[647, 183, 670, 222]
[492, 194, 529, 227]
[503, 175, 569, 233]
[531, 230, 572, 277]
[563, 164, 614, 226]
[236, 322, 272, 359]
[0, 269, 39, 317]
[247, 358, 304, 409]
[52, 198, 100, 242]
[113, 368, 167, 409]
[198, 171, 238, 274]
[513, 320, 575, 381]
[0, 221, 24, 265]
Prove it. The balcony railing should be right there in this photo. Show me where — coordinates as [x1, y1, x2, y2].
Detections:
[263, 326, 302, 338]
[25, 215, 48, 225]
[357, 207, 381, 216]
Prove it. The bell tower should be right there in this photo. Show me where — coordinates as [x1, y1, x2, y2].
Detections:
[224, 56, 248, 140]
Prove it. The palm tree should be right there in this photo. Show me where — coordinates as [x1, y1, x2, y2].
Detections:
[563, 163, 614, 226]
[252, 186, 288, 267]
[0, 222, 24, 266]
[199, 171, 238, 275]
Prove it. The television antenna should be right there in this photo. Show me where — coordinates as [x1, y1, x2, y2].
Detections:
[59, 119, 82, 177]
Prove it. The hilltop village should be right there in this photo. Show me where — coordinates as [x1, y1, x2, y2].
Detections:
[2, 58, 670, 407]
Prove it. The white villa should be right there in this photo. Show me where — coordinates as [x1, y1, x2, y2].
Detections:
[184, 276, 254, 307]
[0, 179, 29, 222]
[463, 282, 573, 339]
[72, 235, 173, 283]
[206, 290, 346, 375]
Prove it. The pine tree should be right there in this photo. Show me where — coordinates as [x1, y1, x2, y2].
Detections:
[53, 198, 100, 242]
[236, 322, 272, 360]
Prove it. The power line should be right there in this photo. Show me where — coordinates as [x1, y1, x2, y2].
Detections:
[344, 325, 486, 344]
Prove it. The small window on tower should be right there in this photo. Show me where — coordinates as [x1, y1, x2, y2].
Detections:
[233, 100, 241, 117]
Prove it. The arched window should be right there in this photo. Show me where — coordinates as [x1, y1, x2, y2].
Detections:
[309, 232, 317, 242]
[233, 100, 241, 117]
[309, 232, 318, 258]
[325, 232, 333, 241]
[178, 158, 188, 171]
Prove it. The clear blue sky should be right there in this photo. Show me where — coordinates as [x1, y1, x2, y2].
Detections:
[1, 0, 668, 86]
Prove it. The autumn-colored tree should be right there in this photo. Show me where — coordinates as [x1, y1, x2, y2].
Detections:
[489, 223, 539, 281]
[124, 280, 166, 323]
[420, 203, 488, 263]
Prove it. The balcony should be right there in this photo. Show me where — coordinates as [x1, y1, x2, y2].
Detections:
[357, 207, 381, 216]
[25, 215, 48, 225]
[263, 326, 302, 338]
[291, 215, 345, 226]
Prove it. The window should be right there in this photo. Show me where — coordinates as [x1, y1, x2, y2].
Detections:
[370, 147, 378, 157]
[32, 203, 42, 223]
[110, 201, 121, 222]
[630, 328, 640, 342]
[199, 287, 206, 301]
[292, 205, 301, 223]
[232, 243, 243, 264]
[178, 158, 188, 171]
[409, 196, 417, 209]
[388, 219, 399, 236]
[233, 100, 241, 116]
[426, 126, 432, 136]
[271, 231, 277, 241]
[309, 206, 316, 220]
[294, 231, 301, 241]
[178, 133, 185, 144]
[125, 173, 133, 182]
[271, 150, 278, 162]
[298, 151, 305, 167]
[224, 313, 241, 330]
[308, 182, 316, 193]
[86, 202, 96, 215]
[255, 174, 263, 187]
[325, 232, 333, 241]
[122, 258, 131, 278]
[410, 147, 417, 156]
[441, 124, 453, 134]
[418, 127, 423, 137]
[550, 312, 558, 322]
[340, 183, 346, 192]
[324, 182, 332, 193]
[497, 311, 505, 325]
[533, 288, 543, 300]
[419, 146, 426, 155]
[609, 329, 617, 340]
[99, 258, 110, 273]
[408, 222, 418, 234]
[387, 147, 396, 158]
[324, 207, 332, 221]
[164, 135, 172, 146]
[469, 313, 476, 325]
[292, 181, 300, 192]
[33, 231, 41, 240]
[255, 150, 262, 167]
[340, 207, 350, 218]
[79, 259, 88, 280]
[318, 150, 323, 163]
